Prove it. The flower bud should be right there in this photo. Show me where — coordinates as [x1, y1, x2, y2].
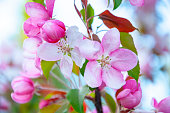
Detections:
[41, 20, 66, 43]
[23, 18, 45, 37]
[116, 79, 142, 109]
[11, 76, 34, 104]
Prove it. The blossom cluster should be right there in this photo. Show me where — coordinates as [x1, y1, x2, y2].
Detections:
[10, 0, 170, 112]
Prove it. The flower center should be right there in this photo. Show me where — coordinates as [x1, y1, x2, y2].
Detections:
[98, 55, 111, 68]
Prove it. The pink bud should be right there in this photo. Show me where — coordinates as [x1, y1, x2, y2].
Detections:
[23, 18, 45, 37]
[11, 76, 34, 104]
[117, 79, 142, 109]
[39, 100, 50, 109]
[41, 20, 66, 43]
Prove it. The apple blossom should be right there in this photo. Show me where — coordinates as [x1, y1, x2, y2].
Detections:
[24, 1, 66, 43]
[22, 37, 42, 78]
[11, 76, 34, 104]
[37, 26, 85, 78]
[79, 28, 137, 89]
[129, 0, 144, 7]
[152, 96, 170, 113]
[116, 79, 142, 109]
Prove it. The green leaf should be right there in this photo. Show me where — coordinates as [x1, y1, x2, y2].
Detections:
[128, 62, 140, 82]
[41, 60, 56, 79]
[113, 0, 122, 10]
[80, 4, 94, 28]
[104, 92, 116, 113]
[120, 32, 140, 82]
[32, 0, 45, 6]
[66, 86, 90, 113]
[120, 32, 137, 55]
[80, 59, 89, 76]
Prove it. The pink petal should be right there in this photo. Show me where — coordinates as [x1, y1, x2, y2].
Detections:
[11, 93, 33, 104]
[22, 58, 41, 78]
[66, 26, 83, 48]
[129, 0, 144, 7]
[60, 55, 73, 78]
[46, 0, 55, 18]
[117, 89, 131, 99]
[37, 43, 63, 61]
[158, 96, 170, 113]
[25, 2, 49, 20]
[41, 20, 66, 43]
[101, 28, 120, 55]
[23, 18, 45, 37]
[133, 90, 142, 107]
[151, 98, 158, 108]
[71, 47, 85, 68]
[110, 49, 138, 71]
[23, 37, 42, 54]
[84, 61, 102, 88]
[102, 67, 125, 89]
[119, 93, 137, 109]
[79, 39, 103, 60]
[123, 79, 138, 93]
[23, 51, 36, 59]
[12, 81, 34, 95]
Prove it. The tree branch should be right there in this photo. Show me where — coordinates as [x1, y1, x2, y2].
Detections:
[95, 88, 103, 113]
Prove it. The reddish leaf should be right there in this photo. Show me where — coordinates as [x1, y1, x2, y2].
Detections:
[92, 34, 101, 43]
[98, 10, 136, 32]
[74, 0, 82, 18]
[81, 0, 88, 7]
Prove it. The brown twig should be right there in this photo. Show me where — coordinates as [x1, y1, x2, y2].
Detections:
[95, 88, 103, 113]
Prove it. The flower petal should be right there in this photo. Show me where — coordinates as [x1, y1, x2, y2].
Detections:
[101, 28, 120, 55]
[11, 93, 33, 104]
[25, 2, 49, 20]
[71, 47, 85, 68]
[23, 37, 42, 54]
[102, 67, 125, 89]
[22, 58, 41, 78]
[66, 26, 83, 48]
[60, 55, 73, 78]
[119, 93, 137, 109]
[123, 79, 138, 93]
[79, 39, 102, 60]
[110, 48, 138, 71]
[37, 43, 63, 61]
[129, 0, 144, 7]
[117, 89, 131, 100]
[151, 98, 158, 108]
[158, 96, 170, 113]
[84, 61, 102, 88]
[41, 20, 66, 43]
[46, 0, 55, 18]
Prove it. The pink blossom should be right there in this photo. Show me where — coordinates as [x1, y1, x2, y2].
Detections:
[37, 26, 85, 78]
[79, 28, 137, 89]
[24, 1, 66, 43]
[152, 96, 170, 113]
[117, 79, 142, 109]
[11, 76, 34, 104]
[22, 38, 42, 78]
[129, 0, 144, 7]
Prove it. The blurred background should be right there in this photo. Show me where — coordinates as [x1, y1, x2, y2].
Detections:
[0, 0, 170, 112]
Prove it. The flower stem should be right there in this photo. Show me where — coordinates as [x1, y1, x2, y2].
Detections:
[95, 87, 103, 113]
